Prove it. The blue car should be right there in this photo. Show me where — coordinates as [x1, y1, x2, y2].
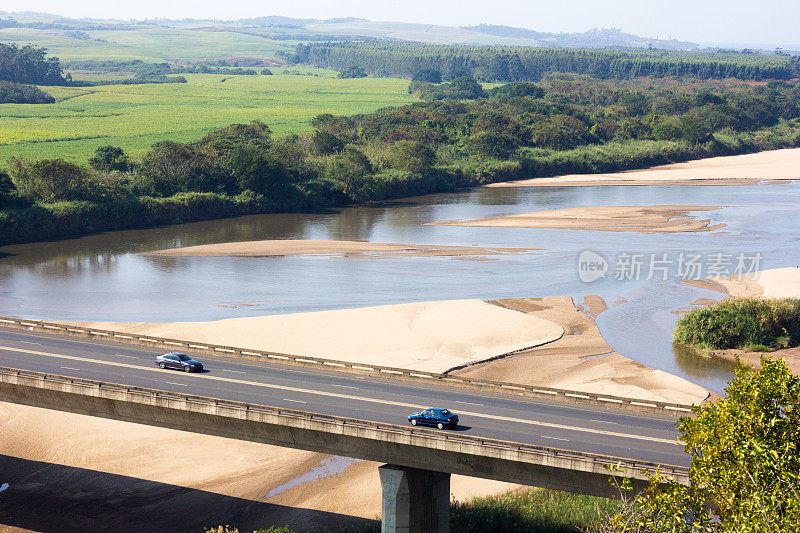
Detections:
[408, 408, 459, 429]
[156, 352, 203, 372]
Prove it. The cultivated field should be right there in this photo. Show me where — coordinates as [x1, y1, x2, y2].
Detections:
[0, 26, 297, 62]
[0, 73, 414, 165]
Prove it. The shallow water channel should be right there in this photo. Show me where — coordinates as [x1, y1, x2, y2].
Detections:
[3, 181, 800, 394]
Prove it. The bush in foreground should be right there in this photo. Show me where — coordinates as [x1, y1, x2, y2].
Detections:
[598, 358, 800, 532]
[674, 297, 800, 351]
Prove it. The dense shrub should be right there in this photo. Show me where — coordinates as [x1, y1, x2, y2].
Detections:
[10, 158, 98, 202]
[674, 297, 800, 350]
[409, 76, 487, 101]
[88, 145, 132, 172]
[411, 68, 442, 83]
[0, 80, 55, 103]
[384, 140, 437, 173]
[337, 65, 367, 79]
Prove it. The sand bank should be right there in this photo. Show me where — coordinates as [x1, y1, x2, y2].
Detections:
[65, 297, 708, 404]
[428, 205, 725, 233]
[143, 239, 538, 259]
[64, 299, 564, 374]
[453, 297, 709, 405]
[714, 266, 800, 299]
[0, 402, 520, 532]
[486, 148, 800, 188]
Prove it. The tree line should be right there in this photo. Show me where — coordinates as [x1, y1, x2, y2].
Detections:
[2, 76, 800, 244]
[291, 42, 799, 82]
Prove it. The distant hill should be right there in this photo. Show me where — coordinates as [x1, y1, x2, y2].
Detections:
[464, 25, 698, 50]
[0, 12, 697, 50]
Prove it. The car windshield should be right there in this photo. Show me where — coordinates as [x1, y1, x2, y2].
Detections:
[175, 354, 190, 361]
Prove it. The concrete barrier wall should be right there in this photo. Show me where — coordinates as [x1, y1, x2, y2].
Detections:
[0, 366, 688, 498]
[0, 316, 694, 416]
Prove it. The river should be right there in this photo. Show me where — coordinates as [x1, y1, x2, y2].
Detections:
[2, 181, 799, 393]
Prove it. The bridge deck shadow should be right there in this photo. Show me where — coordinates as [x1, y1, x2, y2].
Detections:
[0, 455, 376, 533]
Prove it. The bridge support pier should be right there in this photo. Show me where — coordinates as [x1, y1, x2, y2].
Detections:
[379, 464, 450, 533]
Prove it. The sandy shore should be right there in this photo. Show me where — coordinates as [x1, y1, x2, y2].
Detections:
[0, 402, 520, 532]
[143, 239, 538, 259]
[63, 299, 565, 374]
[453, 297, 709, 405]
[428, 205, 725, 233]
[714, 266, 800, 299]
[487, 148, 800, 188]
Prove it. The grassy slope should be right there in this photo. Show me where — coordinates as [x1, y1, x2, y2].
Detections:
[0, 26, 298, 62]
[0, 73, 414, 165]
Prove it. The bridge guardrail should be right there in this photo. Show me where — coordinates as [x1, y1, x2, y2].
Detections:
[0, 365, 690, 487]
[0, 315, 697, 416]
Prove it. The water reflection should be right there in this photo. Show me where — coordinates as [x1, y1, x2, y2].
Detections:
[672, 343, 736, 377]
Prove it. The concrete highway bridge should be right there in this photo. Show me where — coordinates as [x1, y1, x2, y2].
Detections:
[0, 318, 693, 533]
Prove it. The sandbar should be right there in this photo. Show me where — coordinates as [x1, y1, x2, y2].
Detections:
[428, 205, 725, 233]
[487, 148, 800, 187]
[714, 266, 800, 299]
[63, 299, 565, 374]
[143, 239, 538, 259]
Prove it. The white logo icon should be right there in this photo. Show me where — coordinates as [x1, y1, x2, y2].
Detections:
[578, 250, 608, 283]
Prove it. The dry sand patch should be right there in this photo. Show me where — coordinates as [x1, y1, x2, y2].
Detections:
[63, 299, 564, 374]
[486, 148, 800, 188]
[714, 266, 800, 299]
[143, 239, 538, 260]
[428, 205, 725, 234]
[0, 402, 520, 532]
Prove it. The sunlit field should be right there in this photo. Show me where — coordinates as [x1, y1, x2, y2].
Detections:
[0, 73, 414, 165]
[0, 26, 297, 62]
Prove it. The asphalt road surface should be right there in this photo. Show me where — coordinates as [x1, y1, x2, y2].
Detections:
[0, 327, 688, 467]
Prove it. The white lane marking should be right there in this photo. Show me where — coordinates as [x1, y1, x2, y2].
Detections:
[455, 401, 485, 406]
[0, 345, 681, 446]
[541, 436, 570, 442]
[0, 483, 9, 493]
[283, 399, 307, 404]
[332, 384, 358, 389]
[60, 366, 80, 371]
[19, 341, 40, 345]
[164, 382, 188, 387]
[116, 354, 139, 359]
[223, 369, 246, 374]
[590, 419, 617, 424]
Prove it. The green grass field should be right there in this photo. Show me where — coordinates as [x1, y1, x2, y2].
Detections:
[0, 73, 414, 166]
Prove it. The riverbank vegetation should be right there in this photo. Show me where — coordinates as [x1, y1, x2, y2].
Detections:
[2, 73, 800, 245]
[674, 298, 800, 351]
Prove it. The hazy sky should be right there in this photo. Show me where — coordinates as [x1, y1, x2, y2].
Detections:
[4, 0, 800, 47]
